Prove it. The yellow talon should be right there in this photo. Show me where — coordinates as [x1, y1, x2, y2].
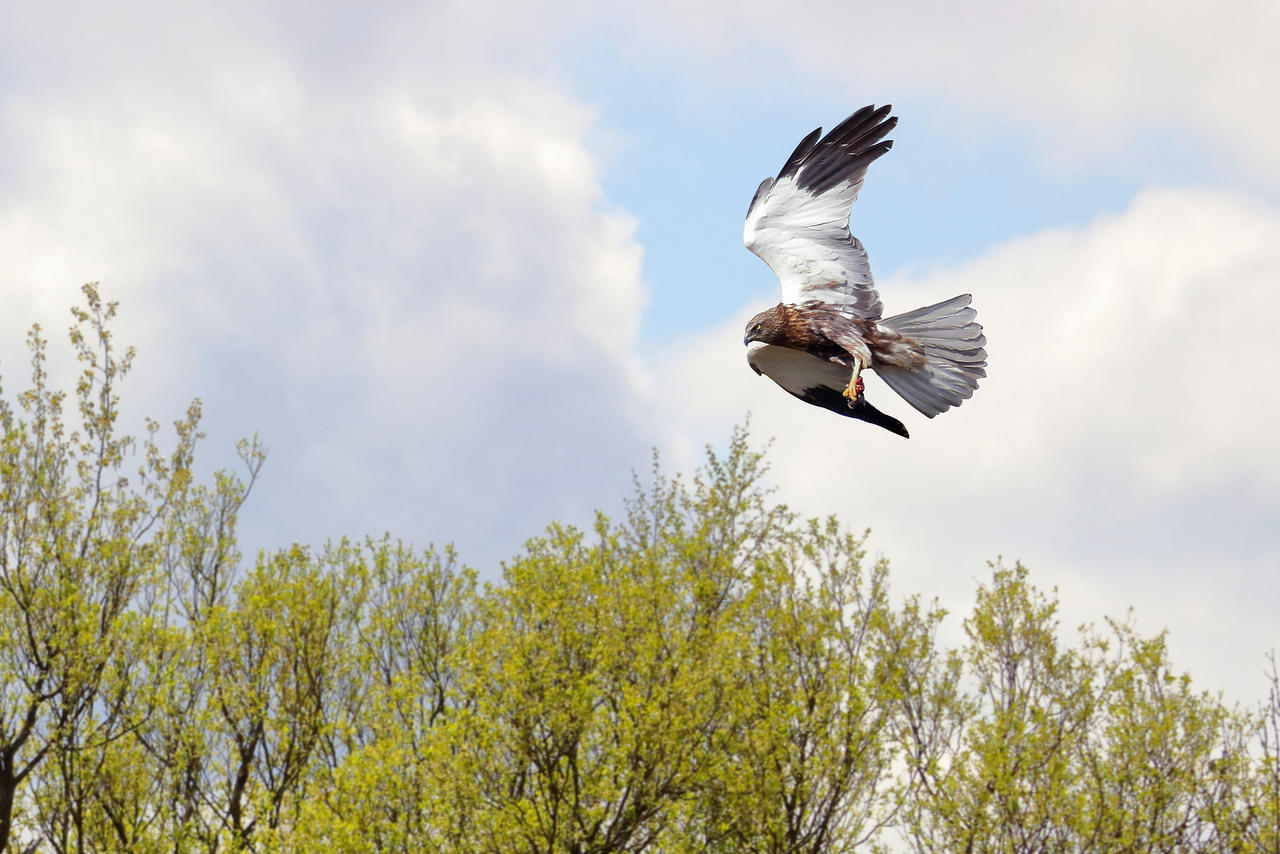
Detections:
[843, 360, 864, 401]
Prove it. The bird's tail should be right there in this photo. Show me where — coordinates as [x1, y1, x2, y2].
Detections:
[876, 294, 987, 417]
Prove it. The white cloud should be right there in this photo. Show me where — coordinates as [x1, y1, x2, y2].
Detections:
[621, 0, 1280, 180]
[0, 0, 653, 562]
[656, 187, 1280, 699]
[3, 0, 1277, 704]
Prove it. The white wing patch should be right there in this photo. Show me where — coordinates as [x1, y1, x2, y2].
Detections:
[747, 343, 848, 398]
[744, 176, 876, 307]
[743, 105, 897, 320]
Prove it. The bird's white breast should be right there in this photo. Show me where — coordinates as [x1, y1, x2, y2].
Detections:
[746, 344, 848, 396]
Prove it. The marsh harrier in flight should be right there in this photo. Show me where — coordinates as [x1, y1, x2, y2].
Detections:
[743, 105, 986, 438]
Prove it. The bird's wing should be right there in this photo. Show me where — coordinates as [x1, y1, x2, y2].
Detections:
[747, 344, 908, 437]
[743, 105, 897, 320]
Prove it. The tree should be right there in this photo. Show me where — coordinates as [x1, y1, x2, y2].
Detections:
[1239, 655, 1280, 851]
[898, 563, 1262, 854]
[4, 287, 1280, 853]
[294, 436, 943, 854]
[0, 286, 209, 852]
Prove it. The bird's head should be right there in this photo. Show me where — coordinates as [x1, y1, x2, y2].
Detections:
[744, 305, 787, 346]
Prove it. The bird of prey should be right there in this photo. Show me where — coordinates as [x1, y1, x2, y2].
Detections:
[742, 105, 986, 438]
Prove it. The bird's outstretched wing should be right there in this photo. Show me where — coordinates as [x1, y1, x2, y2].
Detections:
[743, 105, 897, 320]
[747, 343, 909, 437]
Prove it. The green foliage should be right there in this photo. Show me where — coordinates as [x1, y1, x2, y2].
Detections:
[901, 564, 1261, 853]
[1, 288, 1279, 853]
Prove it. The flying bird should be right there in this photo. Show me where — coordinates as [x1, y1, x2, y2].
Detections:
[742, 105, 986, 438]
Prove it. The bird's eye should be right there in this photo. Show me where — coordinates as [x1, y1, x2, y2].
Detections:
[753, 323, 763, 333]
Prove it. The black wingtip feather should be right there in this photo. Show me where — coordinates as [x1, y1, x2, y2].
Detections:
[773, 104, 899, 196]
[797, 385, 910, 437]
[747, 177, 774, 217]
[824, 104, 893, 148]
[824, 104, 877, 137]
[848, 395, 910, 438]
[800, 139, 894, 197]
[777, 127, 822, 180]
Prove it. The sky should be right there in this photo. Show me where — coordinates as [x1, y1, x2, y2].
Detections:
[2, 0, 1279, 701]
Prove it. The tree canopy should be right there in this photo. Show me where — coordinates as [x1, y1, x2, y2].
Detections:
[1, 286, 1278, 853]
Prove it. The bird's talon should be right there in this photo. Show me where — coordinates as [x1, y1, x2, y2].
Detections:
[842, 369, 865, 402]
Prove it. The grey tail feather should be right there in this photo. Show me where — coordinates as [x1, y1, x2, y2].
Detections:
[876, 294, 987, 418]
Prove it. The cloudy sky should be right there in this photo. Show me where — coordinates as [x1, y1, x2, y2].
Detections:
[3, 0, 1278, 699]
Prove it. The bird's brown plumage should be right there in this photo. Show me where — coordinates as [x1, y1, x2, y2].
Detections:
[744, 302, 926, 372]
[741, 106, 986, 436]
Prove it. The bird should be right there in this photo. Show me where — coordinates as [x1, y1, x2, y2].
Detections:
[742, 105, 986, 438]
